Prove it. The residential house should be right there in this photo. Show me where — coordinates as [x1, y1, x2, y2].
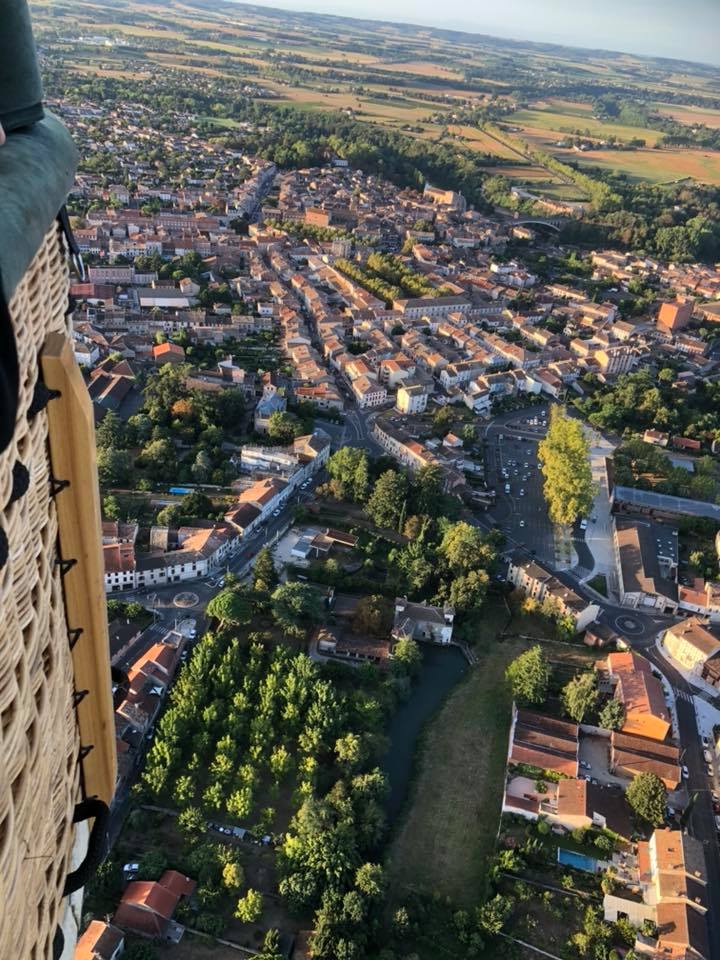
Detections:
[604, 828, 709, 960]
[613, 518, 679, 613]
[75, 921, 125, 960]
[506, 554, 600, 632]
[396, 382, 429, 414]
[113, 870, 196, 941]
[597, 651, 671, 741]
[508, 707, 579, 779]
[663, 618, 720, 680]
[392, 597, 455, 645]
[254, 390, 287, 433]
[609, 731, 681, 790]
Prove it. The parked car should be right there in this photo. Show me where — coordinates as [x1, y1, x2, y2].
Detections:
[272, 508, 281, 517]
[704, 749, 713, 764]
[580, 760, 591, 771]
[682, 765, 689, 779]
[580, 519, 588, 530]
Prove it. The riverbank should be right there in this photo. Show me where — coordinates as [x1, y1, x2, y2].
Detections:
[382, 644, 469, 821]
[387, 631, 524, 905]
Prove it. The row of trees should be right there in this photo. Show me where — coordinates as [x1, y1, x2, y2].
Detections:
[538, 406, 595, 526]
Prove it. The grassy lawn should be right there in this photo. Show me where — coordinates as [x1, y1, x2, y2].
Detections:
[387, 605, 522, 906]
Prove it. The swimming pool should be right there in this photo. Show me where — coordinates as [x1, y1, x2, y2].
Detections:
[557, 848, 598, 873]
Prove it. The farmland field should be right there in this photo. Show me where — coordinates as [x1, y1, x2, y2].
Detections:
[512, 106, 663, 146]
[556, 145, 720, 184]
[654, 102, 720, 128]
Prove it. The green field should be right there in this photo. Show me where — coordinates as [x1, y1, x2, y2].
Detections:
[513, 106, 663, 146]
[387, 630, 520, 905]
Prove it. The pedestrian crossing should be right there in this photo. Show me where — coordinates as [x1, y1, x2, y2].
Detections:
[675, 689, 694, 703]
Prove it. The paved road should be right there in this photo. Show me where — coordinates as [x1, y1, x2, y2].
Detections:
[482, 408, 555, 563]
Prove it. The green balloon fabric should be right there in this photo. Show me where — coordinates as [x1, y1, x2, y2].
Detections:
[0, 0, 44, 131]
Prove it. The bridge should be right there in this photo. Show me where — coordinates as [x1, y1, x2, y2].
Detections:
[512, 218, 566, 231]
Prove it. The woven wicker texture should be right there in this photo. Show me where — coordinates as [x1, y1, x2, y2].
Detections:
[0, 223, 81, 959]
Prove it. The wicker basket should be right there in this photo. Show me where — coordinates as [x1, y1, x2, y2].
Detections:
[0, 222, 82, 959]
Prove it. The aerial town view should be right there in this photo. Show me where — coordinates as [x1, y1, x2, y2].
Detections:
[2, 0, 720, 958]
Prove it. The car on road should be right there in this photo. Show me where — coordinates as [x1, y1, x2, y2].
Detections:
[519, 489, 525, 496]
[580, 519, 588, 530]
[707, 765, 714, 777]
[504, 483, 510, 493]
[519, 520, 525, 528]
[703, 736, 710, 747]
[704, 750, 713, 764]
[272, 508, 281, 517]
[682, 765, 689, 779]
[580, 760, 591, 771]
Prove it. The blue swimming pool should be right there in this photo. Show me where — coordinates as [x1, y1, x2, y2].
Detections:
[557, 848, 598, 873]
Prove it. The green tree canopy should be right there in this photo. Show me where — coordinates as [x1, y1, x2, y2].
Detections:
[267, 410, 303, 444]
[327, 446, 370, 502]
[599, 697, 625, 731]
[234, 887, 263, 923]
[626, 772, 667, 825]
[206, 588, 254, 627]
[439, 521, 495, 575]
[366, 469, 408, 529]
[538, 406, 595, 526]
[561, 671, 599, 723]
[271, 582, 323, 636]
[505, 646, 550, 706]
[253, 546, 279, 593]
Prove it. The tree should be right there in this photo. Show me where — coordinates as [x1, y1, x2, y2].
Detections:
[505, 646, 550, 706]
[235, 888, 263, 923]
[599, 698, 625, 731]
[270, 582, 323, 636]
[447, 569, 489, 613]
[412, 464, 443, 516]
[538, 406, 595, 525]
[327, 447, 369, 501]
[267, 410, 302, 444]
[257, 929, 283, 960]
[352, 595, 392, 636]
[392, 636, 422, 675]
[177, 805, 206, 836]
[138, 438, 176, 480]
[96, 410, 125, 449]
[97, 447, 133, 487]
[476, 894, 512, 934]
[253, 546, 278, 593]
[222, 861, 245, 891]
[103, 494, 121, 520]
[138, 848, 168, 880]
[439, 522, 494, 575]
[191, 449, 212, 482]
[561, 672, 599, 723]
[206, 588, 254, 627]
[335, 733, 365, 769]
[366, 469, 407, 529]
[156, 503, 183, 527]
[626, 772, 667, 826]
[181, 490, 215, 519]
[355, 862, 385, 899]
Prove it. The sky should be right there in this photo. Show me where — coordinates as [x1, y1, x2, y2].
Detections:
[241, 0, 720, 67]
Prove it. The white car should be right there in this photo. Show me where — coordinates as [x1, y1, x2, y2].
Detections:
[519, 489, 525, 497]
[580, 519, 588, 530]
[519, 520, 525, 528]
[272, 509, 281, 517]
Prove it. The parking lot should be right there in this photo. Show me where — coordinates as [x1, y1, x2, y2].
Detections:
[484, 407, 556, 563]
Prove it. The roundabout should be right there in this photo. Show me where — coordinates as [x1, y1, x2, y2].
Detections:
[613, 612, 645, 636]
[173, 591, 200, 609]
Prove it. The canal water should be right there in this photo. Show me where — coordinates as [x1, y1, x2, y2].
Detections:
[382, 644, 468, 821]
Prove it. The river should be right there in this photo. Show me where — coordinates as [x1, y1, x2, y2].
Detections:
[382, 644, 469, 821]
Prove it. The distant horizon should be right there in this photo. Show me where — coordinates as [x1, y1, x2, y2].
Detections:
[233, 0, 720, 68]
